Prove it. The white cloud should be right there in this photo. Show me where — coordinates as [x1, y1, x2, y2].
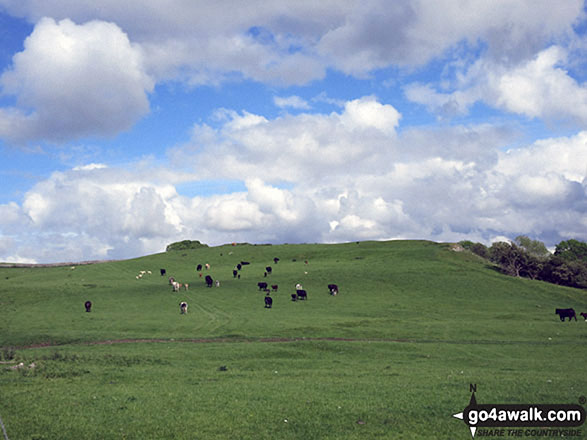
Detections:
[405, 46, 587, 124]
[0, 17, 153, 143]
[274, 95, 311, 110]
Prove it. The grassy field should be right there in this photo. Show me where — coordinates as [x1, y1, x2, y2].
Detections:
[0, 240, 586, 439]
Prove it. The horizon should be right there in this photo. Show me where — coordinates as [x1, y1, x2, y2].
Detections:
[0, 1, 586, 264]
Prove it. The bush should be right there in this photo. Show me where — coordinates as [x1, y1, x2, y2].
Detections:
[166, 240, 208, 251]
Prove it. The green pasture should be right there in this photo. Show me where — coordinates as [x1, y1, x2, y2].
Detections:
[0, 240, 586, 439]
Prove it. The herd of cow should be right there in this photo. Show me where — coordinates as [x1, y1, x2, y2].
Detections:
[127, 257, 340, 314]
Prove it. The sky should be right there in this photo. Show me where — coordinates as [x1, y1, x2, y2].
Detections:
[0, 1, 586, 263]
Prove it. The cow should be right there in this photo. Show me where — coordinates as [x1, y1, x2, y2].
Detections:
[291, 293, 297, 301]
[266, 266, 272, 274]
[169, 276, 175, 285]
[84, 301, 92, 312]
[160, 268, 166, 276]
[271, 284, 278, 291]
[296, 289, 307, 300]
[237, 263, 242, 271]
[241, 261, 250, 265]
[295, 283, 302, 290]
[180, 302, 188, 314]
[196, 264, 202, 271]
[328, 284, 339, 295]
[233, 269, 238, 278]
[273, 257, 280, 264]
[216, 280, 220, 287]
[205, 263, 210, 270]
[555, 308, 577, 321]
[264, 296, 273, 308]
[184, 283, 189, 291]
[172, 281, 181, 292]
[205, 275, 213, 288]
[580, 312, 587, 321]
[258, 282, 268, 290]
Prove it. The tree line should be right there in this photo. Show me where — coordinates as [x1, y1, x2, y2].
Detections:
[459, 237, 587, 289]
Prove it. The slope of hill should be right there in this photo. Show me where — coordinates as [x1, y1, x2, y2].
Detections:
[0, 240, 585, 439]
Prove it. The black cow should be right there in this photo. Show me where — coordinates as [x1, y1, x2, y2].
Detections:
[555, 308, 577, 321]
[196, 264, 202, 271]
[160, 268, 166, 276]
[273, 258, 280, 264]
[233, 269, 238, 278]
[266, 266, 272, 274]
[237, 263, 242, 271]
[328, 284, 339, 295]
[264, 296, 273, 308]
[296, 289, 307, 300]
[291, 293, 297, 301]
[580, 312, 587, 321]
[241, 261, 250, 265]
[258, 282, 268, 290]
[271, 284, 278, 291]
[84, 301, 92, 312]
[205, 275, 213, 288]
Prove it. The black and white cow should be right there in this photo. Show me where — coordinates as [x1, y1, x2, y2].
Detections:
[555, 308, 577, 321]
[264, 295, 273, 308]
[328, 284, 339, 295]
[180, 302, 188, 314]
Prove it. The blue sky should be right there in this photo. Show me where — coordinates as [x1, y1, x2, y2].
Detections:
[0, 0, 586, 263]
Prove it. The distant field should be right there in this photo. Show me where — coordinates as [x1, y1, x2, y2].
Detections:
[1, 240, 586, 439]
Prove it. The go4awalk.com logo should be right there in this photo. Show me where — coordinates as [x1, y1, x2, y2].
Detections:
[453, 385, 586, 438]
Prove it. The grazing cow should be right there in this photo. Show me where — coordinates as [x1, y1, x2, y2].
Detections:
[328, 284, 339, 295]
[291, 293, 297, 301]
[264, 295, 273, 308]
[169, 276, 175, 285]
[258, 282, 268, 290]
[233, 270, 238, 278]
[274, 257, 280, 264]
[216, 280, 220, 287]
[555, 308, 577, 321]
[196, 264, 202, 271]
[241, 261, 250, 265]
[184, 283, 189, 291]
[237, 263, 242, 271]
[84, 301, 92, 312]
[271, 284, 278, 291]
[160, 268, 166, 276]
[172, 281, 181, 292]
[205, 275, 213, 288]
[264, 272, 267, 277]
[205, 263, 210, 270]
[296, 289, 307, 300]
[580, 312, 587, 321]
[180, 302, 188, 314]
[266, 266, 272, 274]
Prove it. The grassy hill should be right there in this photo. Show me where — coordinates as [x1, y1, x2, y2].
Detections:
[0, 240, 585, 439]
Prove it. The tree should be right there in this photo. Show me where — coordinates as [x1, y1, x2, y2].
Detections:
[554, 239, 587, 262]
[514, 235, 550, 259]
[489, 242, 527, 277]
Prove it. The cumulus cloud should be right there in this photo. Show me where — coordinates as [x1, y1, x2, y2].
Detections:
[0, 17, 153, 143]
[0, 0, 583, 85]
[405, 45, 587, 124]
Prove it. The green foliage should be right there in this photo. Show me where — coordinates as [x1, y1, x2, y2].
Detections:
[554, 239, 587, 261]
[165, 239, 208, 251]
[514, 235, 550, 259]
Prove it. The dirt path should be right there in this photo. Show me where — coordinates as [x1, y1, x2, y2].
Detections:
[15, 336, 414, 350]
